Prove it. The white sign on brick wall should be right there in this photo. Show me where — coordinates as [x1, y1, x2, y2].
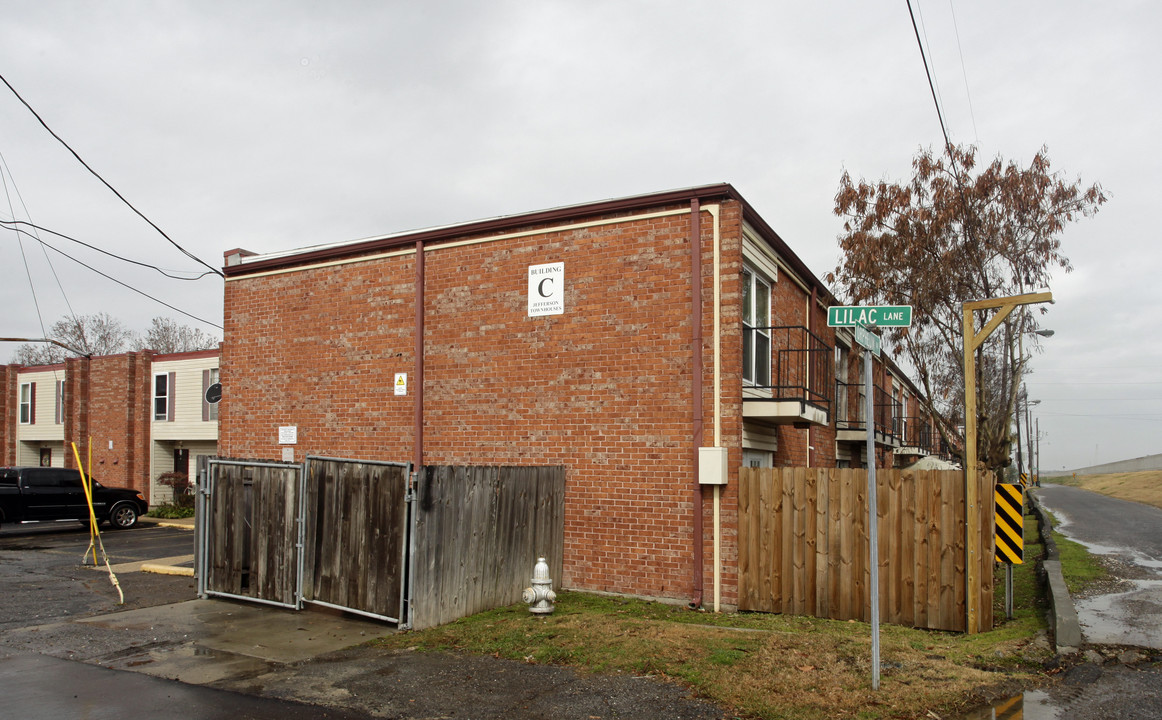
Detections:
[528, 262, 564, 317]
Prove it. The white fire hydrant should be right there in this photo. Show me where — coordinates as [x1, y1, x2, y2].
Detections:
[522, 557, 556, 615]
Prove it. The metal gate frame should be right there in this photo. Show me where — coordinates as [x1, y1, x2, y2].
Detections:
[300, 456, 413, 626]
[196, 456, 414, 626]
[196, 458, 304, 610]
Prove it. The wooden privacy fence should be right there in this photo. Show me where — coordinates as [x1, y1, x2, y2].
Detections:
[738, 467, 994, 632]
[410, 465, 566, 630]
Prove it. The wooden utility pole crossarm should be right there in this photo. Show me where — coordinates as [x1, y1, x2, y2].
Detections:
[961, 291, 1052, 634]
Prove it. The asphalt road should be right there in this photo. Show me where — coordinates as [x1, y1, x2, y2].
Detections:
[1035, 483, 1162, 561]
[0, 523, 196, 629]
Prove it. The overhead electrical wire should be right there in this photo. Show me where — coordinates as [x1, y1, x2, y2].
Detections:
[34, 237, 222, 329]
[947, 0, 980, 144]
[0, 71, 224, 279]
[1, 219, 217, 280]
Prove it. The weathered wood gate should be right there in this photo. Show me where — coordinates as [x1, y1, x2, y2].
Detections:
[196, 458, 565, 629]
[301, 457, 411, 622]
[197, 459, 302, 609]
[737, 467, 994, 632]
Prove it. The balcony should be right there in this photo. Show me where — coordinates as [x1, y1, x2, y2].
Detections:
[742, 326, 831, 427]
[834, 381, 901, 447]
[892, 416, 932, 457]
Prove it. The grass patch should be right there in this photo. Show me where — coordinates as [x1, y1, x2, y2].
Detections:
[1052, 530, 1110, 595]
[991, 506, 1048, 642]
[378, 588, 1049, 719]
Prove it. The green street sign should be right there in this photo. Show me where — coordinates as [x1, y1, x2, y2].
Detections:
[827, 305, 913, 328]
[854, 324, 881, 357]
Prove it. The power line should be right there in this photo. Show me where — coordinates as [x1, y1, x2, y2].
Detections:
[947, 0, 980, 144]
[906, 0, 955, 157]
[36, 238, 222, 329]
[1, 219, 216, 280]
[0, 71, 223, 279]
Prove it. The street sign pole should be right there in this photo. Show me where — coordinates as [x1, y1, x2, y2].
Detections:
[865, 342, 880, 691]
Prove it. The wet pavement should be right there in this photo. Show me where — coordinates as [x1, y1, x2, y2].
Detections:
[0, 523, 725, 719]
[988, 484, 1162, 720]
[1034, 484, 1162, 650]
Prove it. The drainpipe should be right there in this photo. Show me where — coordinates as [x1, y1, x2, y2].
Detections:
[808, 287, 816, 467]
[414, 240, 425, 472]
[690, 199, 704, 609]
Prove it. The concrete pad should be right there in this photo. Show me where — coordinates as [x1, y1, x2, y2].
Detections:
[79, 598, 394, 663]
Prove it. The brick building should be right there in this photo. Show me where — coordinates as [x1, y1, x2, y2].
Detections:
[219, 184, 950, 609]
[2, 349, 219, 503]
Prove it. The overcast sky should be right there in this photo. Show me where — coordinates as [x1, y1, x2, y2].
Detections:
[1, 1, 1157, 471]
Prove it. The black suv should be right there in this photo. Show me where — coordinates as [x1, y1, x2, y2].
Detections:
[0, 466, 148, 530]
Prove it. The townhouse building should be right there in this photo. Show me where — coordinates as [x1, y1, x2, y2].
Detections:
[219, 183, 953, 609]
[1, 349, 219, 504]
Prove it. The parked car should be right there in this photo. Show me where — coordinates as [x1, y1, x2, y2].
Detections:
[0, 466, 148, 530]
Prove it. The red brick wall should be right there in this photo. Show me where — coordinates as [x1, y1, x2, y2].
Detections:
[223, 202, 739, 603]
[1, 365, 18, 466]
[70, 352, 152, 496]
[220, 198, 858, 608]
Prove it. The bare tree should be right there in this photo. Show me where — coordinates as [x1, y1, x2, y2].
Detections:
[830, 145, 1105, 475]
[139, 317, 219, 354]
[10, 312, 139, 363]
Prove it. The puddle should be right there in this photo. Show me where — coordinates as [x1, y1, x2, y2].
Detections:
[1074, 579, 1162, 648]
[958, 690, 1057, 719]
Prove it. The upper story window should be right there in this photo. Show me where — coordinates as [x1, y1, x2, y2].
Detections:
[742, 266, 771, 387]
[154, 372, 175, 421]
[55, 379, 65, 424]
[203, 367, 220, 422]
[19, 382, 34, 424]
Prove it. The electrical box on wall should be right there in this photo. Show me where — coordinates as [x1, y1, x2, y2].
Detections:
[698, 447, 729, 485]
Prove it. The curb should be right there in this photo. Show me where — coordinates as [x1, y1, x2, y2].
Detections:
[138, 516, 195, 531]
[140, 562, 195, 577]
[1028, 490, 1083, 652]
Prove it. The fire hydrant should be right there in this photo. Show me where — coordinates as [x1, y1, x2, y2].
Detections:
[522, 557, 556, 615]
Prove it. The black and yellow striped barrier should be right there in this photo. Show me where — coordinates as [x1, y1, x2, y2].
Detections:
[994, 483, 1024, 564]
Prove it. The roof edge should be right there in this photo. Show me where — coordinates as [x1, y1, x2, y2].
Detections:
[224, 184, 740, 277]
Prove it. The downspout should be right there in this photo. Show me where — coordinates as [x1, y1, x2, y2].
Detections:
[807, 287, 816, 468]
[414, 240, 425, 472]
[708, 204, 722, 613]
[690, 199, 704, 609]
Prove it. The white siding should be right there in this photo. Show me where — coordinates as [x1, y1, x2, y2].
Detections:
[15, 369, 66, 443]
[151, 356, 219, 441]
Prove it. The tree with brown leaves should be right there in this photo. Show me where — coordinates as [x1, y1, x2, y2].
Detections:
[830, 145, 1105, 475]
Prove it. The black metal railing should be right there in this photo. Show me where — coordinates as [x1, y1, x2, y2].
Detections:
[745, 325, 832, 408]
[833, 380, 901, 441]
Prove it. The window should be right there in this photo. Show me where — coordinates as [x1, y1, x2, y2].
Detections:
[19, 382, 34, 424]
[202, 367, 219, 422]
[55, 379, 66, 424]
[154, 373, 173, 421]
[742, 267, 771, 387]
[742, 449, 774, 468]
[834, 343, 850, 421]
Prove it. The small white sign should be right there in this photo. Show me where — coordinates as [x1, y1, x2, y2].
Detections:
[394, 372, 408, 396]
[278, 425, 297, 445]
[281, 447, 295, 462]
[528, 262, 564, 317]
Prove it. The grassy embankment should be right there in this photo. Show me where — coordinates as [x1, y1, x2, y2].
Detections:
[375, 516, 1050, 719]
